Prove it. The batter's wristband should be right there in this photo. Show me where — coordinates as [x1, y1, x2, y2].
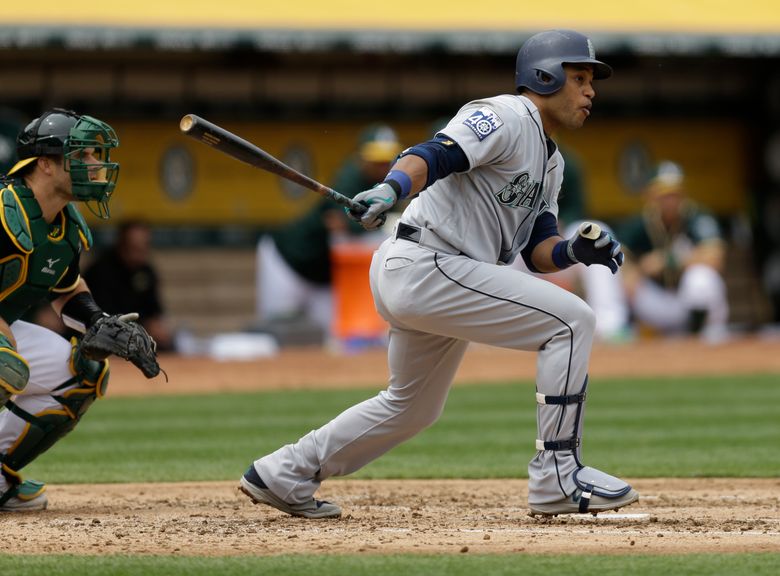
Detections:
[552, 240, 576, 270]
[384, 170, 413, 200]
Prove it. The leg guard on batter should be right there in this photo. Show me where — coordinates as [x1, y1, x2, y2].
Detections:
[0, 337, 109, 485]
[529, 374, 637, 514]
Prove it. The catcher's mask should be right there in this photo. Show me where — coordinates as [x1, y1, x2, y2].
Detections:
[7, 108, 120, 219]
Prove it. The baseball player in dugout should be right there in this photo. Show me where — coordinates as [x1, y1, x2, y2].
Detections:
[240, 29, 639, 518]
[0, 109, 161, 512]
[619, 161, 729, 342]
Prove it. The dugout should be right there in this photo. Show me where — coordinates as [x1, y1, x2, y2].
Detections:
[1, 1, 779, 334]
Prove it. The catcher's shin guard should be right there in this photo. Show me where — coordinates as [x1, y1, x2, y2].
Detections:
[0, 338, 109, 481]
[0, 335, 30, 406]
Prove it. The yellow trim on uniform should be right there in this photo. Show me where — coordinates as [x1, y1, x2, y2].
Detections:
[0, 380, 18, 395]
[50, 267, 73, 292]
[2, 185, 34, 255]
[77, 230, 91, 252]
[67, 339, 110, 398]
[6, 408, 71, 456]
[47, 211, 67, 242]
[1, 463, 22, 483]
[0, 254, 29, 302]
[6, 423, 31, 456]
[51, 276, 80, 294]
[5, 157, 37, 176]
[0, 347, 30, 396]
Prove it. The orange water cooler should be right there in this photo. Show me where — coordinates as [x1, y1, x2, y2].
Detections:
[330, 240, 388, 351]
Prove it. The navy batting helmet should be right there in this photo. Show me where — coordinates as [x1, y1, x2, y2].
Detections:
[515, 30, 612, 95]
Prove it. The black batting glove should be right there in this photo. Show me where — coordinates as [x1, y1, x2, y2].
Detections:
[566, 227, 625, 274]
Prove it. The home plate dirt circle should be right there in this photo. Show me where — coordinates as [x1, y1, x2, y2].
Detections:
[2, 478, 779, 556]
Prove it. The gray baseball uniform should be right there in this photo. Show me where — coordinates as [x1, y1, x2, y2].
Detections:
[254, 94, 627, 507]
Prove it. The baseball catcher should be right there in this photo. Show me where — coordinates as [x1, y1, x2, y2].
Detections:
[0, 109, 161, 512]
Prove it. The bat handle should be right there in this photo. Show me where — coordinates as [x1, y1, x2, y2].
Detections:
[578, 221, 602, 240]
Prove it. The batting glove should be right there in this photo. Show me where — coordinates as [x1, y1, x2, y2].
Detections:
[566, 228, 625, 274]
[346, 183, 397, 230]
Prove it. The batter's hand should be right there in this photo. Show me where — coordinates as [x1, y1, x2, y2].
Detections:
[346, 183, 397, 230]
[566, 224, 624, 274]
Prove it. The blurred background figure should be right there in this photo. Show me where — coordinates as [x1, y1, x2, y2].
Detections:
[255, 124, 403, 345]
[619, 161, 729, 342]
[84, 220, 176, 352]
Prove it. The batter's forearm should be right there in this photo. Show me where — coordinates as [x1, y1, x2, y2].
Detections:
[387, 155, 428, 199]
[529, 236, 566, 273]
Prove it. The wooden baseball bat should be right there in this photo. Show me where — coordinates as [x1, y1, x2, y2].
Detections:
[578, 221, 602, 240]
[179, 114, 367, 214]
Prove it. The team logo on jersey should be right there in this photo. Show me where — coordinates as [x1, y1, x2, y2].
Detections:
[463, 108, 503, 141]
[494, 172, 542, 209]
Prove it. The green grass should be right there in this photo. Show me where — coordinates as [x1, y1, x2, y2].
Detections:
[1, 553, 779, 576]
[22, 373, 780, 483]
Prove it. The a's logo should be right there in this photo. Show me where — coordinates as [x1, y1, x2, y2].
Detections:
[495, 172, 542, 209]
[463, 108, 503, 141]
[42, 258, 61, 275]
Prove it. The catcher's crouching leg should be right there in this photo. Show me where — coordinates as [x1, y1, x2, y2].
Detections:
[0, 334, 30, 406]
[0, 337, 109, 489]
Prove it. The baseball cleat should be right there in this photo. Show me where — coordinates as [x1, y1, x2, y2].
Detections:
[239, 465, 341, 519]
[0, 480, 48, 512]
[528, 487, 639, 518]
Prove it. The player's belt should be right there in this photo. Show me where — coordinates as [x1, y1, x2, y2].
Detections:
[394, 222, 461, 255]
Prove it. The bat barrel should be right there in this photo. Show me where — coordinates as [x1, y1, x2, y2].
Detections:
[179, 114, 367, 215]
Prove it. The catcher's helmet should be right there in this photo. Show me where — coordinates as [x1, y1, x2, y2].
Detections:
[7, 108, 120, 218]
[515, 30, 612, 95]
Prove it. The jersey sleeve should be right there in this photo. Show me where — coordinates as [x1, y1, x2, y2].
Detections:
[439, 101, 519, 171]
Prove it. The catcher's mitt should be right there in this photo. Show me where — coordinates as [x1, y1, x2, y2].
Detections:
[81, 313, 161, 378]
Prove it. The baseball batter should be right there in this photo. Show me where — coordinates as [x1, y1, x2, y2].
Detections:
[0, 109, 160, 511]
[241, 30, 639, 518]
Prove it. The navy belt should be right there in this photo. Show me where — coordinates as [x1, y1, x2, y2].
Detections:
[395, 222, 422, 242]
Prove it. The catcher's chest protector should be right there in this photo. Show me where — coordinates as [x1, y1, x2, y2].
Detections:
[0, 182, 89, 323]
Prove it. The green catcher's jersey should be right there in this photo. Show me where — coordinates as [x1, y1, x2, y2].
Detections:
[0, 180, 92, 324]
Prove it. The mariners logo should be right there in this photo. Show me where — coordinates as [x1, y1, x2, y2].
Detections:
[463, 108, 503, 141]
[495, 172, 542, 209]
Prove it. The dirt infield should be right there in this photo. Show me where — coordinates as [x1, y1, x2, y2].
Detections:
[4, 479, 779, 556]
[3, 336, 780, 557]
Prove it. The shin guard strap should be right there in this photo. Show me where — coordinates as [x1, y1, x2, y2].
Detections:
[578, 484, 593, 513]
[535, 392, 586, 405]
[535, 438, 580, 451]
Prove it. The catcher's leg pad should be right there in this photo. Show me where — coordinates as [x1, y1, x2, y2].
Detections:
[0, 336, 30, 405]
[0, 339, 109, 478]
